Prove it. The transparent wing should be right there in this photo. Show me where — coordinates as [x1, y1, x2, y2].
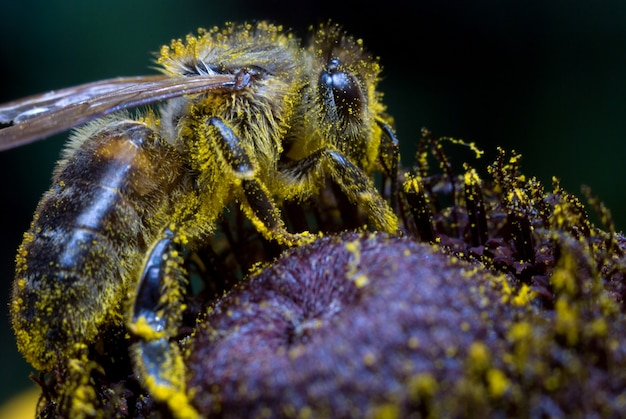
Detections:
[0, 74, 237, 151]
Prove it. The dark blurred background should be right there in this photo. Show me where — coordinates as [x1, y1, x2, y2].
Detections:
[1, 0, 626, 407]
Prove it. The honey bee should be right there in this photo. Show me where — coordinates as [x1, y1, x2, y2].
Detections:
[3, 21, 400, 417]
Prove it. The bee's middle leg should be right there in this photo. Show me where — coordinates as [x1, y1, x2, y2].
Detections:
[208, 117, 315, 246]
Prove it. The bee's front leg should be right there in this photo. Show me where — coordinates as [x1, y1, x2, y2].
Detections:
[376, 119, 401, 211]
[279, 148, 400, 235]
[128, 227, 199, 419]
[208, 117, 316, 246]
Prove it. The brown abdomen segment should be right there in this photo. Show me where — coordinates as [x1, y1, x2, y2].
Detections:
[11, 120, 186, 371]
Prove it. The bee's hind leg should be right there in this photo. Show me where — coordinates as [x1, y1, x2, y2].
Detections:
[127, 227, 199, 419]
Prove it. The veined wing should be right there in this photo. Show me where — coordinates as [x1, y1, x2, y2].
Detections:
[0, 74, 236, 151]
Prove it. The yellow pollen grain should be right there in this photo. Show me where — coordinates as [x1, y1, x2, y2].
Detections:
[487, 368, 510, 397]
[408, 372, 438, 399]
[467, 341, 490, 371]
[353, 273, 369, 288]
[363, 351, 376, 366]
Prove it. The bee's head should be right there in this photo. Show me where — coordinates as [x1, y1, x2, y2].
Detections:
[307, 22, 389, 169]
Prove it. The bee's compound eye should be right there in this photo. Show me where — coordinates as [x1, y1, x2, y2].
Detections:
[319, 58, 363, 122]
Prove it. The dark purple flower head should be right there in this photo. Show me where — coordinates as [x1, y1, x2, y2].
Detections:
[187, 232, 522, 417]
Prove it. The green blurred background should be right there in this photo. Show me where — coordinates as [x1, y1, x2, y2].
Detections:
[1, 0, 626, 408]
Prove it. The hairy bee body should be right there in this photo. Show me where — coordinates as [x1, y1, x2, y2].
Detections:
[3, 21, 400, 417]
[12, 120, 188, 370]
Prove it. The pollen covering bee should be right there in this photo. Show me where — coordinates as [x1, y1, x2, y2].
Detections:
[2, 21, 400, 417]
